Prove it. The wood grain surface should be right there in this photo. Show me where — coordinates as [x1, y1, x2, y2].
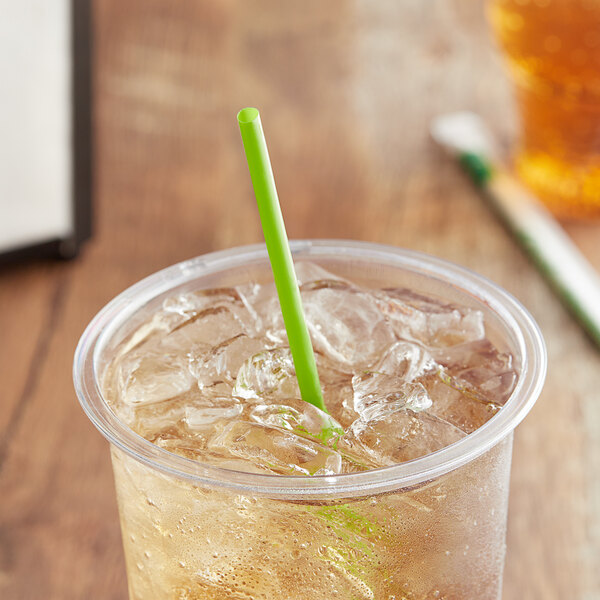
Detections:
[1, 1, 599, 598]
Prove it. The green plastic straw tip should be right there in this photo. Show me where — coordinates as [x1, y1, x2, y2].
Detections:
[238, 107, 259, 124]
[237, 107, 326, 414]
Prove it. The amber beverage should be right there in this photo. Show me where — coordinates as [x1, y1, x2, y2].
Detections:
[74, 242, 547, 599]
[489, 0, 600, 219]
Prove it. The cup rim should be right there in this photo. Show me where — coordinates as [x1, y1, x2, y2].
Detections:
[73, 240, 547, 498]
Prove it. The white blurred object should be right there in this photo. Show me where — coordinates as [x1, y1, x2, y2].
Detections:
[0, 0, 91, 260]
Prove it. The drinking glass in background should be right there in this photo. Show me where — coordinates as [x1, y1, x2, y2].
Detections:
[489, 0, 600, 220]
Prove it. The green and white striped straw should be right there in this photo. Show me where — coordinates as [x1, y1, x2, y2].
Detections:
[431, 111, 600, 349]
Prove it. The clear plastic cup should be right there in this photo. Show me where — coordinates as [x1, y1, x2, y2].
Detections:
[74, 240, 546, 600]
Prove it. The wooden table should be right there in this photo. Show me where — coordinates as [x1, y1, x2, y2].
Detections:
[1, 1, 599, 598]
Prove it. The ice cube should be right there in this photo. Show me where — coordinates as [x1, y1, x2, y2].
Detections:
[162, 287, 256, 331]
[128, 395, 188, 437]
[433, 338, 513, 371]
[371, 341, 438, 380]
[339, 410, 466, 467]
[349, 341, 437, 423]
[303, 351, 358, 427]
[475, 369, 517, 398]
[419, 339, 516, 432]
[235, 283, 284, 343]
[189, 334, 266, 390]
[376, 289, 485, 347]
[119, 288, 253, 357]
[208, 421, 343, 475]
[116, 350, 195, 407]
[352, 377, 433, 421]
[161, 304, 253, 351]
[321, 377, 358, 429]
[152, 429, 208, 455]
[422, 371, 503, 433]
[301, 285, 396, 367]
[232, 347, 300, 400]
[154, 433, 267, 473]
[454, 367, 516, 402]
[127, 389, 241, 442]
[184, 398, 243, 430]
[433, 339, 517, 405]
[162, 287, 243, 314]
[114, 311, 182, 358]
[235, 263, 349, 331]
[249, 398, 344, 446]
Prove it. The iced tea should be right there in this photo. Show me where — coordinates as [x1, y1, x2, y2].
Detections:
[74, 242, 546, 600]
[489, 0, 600, 219]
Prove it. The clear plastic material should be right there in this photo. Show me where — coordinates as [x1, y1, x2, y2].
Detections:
[74, 241, 547, 599]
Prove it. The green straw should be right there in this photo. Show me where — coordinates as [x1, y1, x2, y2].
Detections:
[237, 107, 327, 414]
